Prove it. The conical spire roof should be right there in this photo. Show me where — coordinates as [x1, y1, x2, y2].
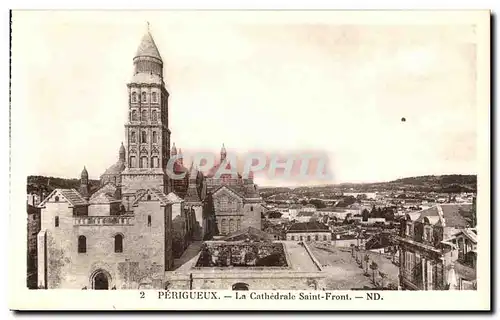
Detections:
[135, 24, 162, 62]
[81, 166, 88, 178]
[119, 142, 126, 161]
[171, 142, 177, 156]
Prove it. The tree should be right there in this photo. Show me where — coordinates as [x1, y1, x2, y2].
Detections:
[310, 199, 326, 209]
[379, 271, 387, 289]
[300, 200, 308, 205]
[369, 261, 379, 285]
[362, 209, 369, 222]
[370, 205, 377, 217]
[364, 254, 370, 274]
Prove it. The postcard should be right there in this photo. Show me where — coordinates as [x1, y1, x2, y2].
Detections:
[9, 10, 491, 311]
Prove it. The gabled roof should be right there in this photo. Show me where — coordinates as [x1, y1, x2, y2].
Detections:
[287, 221, 329, 233]
[39, 189, 89, 208]
[212, 184, 245, 200]
[132, 188, 176, 207]
[452, 228, 478, 244]
[297, 211, 315, 217]
[89, 183, 120, 204]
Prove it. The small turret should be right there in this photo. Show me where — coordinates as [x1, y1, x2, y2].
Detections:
[171, 142, 177, 156]
[79, 166, 90, 200]
[220, 143, 227, 161]
[119, 142, 125, 162]
[178, 148, 183, 165]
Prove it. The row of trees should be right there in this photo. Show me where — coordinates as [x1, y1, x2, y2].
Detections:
[351, 245, 396, 290]
[362, 205, 396, 221]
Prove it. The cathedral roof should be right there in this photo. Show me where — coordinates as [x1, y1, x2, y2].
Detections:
[135, 30, 162, 62]
[89, 183, 120, 204]
[102, 160, 125, 176]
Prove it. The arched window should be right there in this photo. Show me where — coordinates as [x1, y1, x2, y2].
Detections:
[140, 156, 148, 168]
[78, 235, 86, 253]
[152, 92, 157, 103]
[323, 235, 327, 241]
[130, 131, 136, 143]
[147, 215, 151, 226]
[147, 194, 151, 201]
[307, 235, 311, 241]
[131, 92, 137, 102]
[141, 131, 147, 143]
[131, 110, 138, 121]
[250, 206, 253, 212]
[315, 235, 319, 241]
[221, 219, 228, 234]
[141, 91, 147, 102]
[129, 156, 136, 168]
[291, 236, 295, 241]
[114, 234, 123, 253]
[152, 131, 157, 143]
[229, 219, 235, 233]
[54, 196, 59, 202]
[152, 110, 158, 121]
[151, 156, 159, 168]
[55, 216, 59, 227]
[300, 236, 303, 241]
[141, 110, 148, 122]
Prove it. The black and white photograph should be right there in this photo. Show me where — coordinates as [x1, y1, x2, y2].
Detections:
[8, 9, 491, 311]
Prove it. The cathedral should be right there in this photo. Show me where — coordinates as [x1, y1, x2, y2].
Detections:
[35, 26, 263, 289]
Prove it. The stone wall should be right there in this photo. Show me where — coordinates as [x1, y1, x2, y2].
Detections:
[166, 271, 324, 290]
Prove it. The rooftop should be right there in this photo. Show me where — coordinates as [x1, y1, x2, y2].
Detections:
[288, 221, 329, 233]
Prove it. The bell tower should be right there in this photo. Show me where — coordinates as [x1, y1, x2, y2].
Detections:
[121, 23, 171, 197]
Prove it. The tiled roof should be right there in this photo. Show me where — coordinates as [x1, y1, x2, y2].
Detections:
[135, 31, 162, 61]
[412, 204, 473, 228]
[57, 189, 89, 207]
[131, 188, 175, 207]
[287, 221, 329, 233]
[89, 183, 120, 204]
[150, 188, 175, 206]
[440, 204, 473, 228]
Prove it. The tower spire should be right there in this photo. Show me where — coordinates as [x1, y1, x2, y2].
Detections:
[220, 143, 227, 161]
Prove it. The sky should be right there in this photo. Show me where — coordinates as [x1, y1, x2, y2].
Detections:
[12, 11, 481, 186]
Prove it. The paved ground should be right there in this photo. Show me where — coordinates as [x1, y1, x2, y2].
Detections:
[284, 242, 322, 272]
[309, 244, 399, 290]
[173, 241, 203, 270]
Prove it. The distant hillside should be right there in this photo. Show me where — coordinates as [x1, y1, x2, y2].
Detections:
[27, 175, 100, 195]
[260, 174, 477, 197]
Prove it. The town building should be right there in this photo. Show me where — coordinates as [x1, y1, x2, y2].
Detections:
[397, 203, 476, 290]
[286, 221, 332, 242]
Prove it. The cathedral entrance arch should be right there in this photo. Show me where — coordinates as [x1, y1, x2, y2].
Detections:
[90, 269, 111, 290]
